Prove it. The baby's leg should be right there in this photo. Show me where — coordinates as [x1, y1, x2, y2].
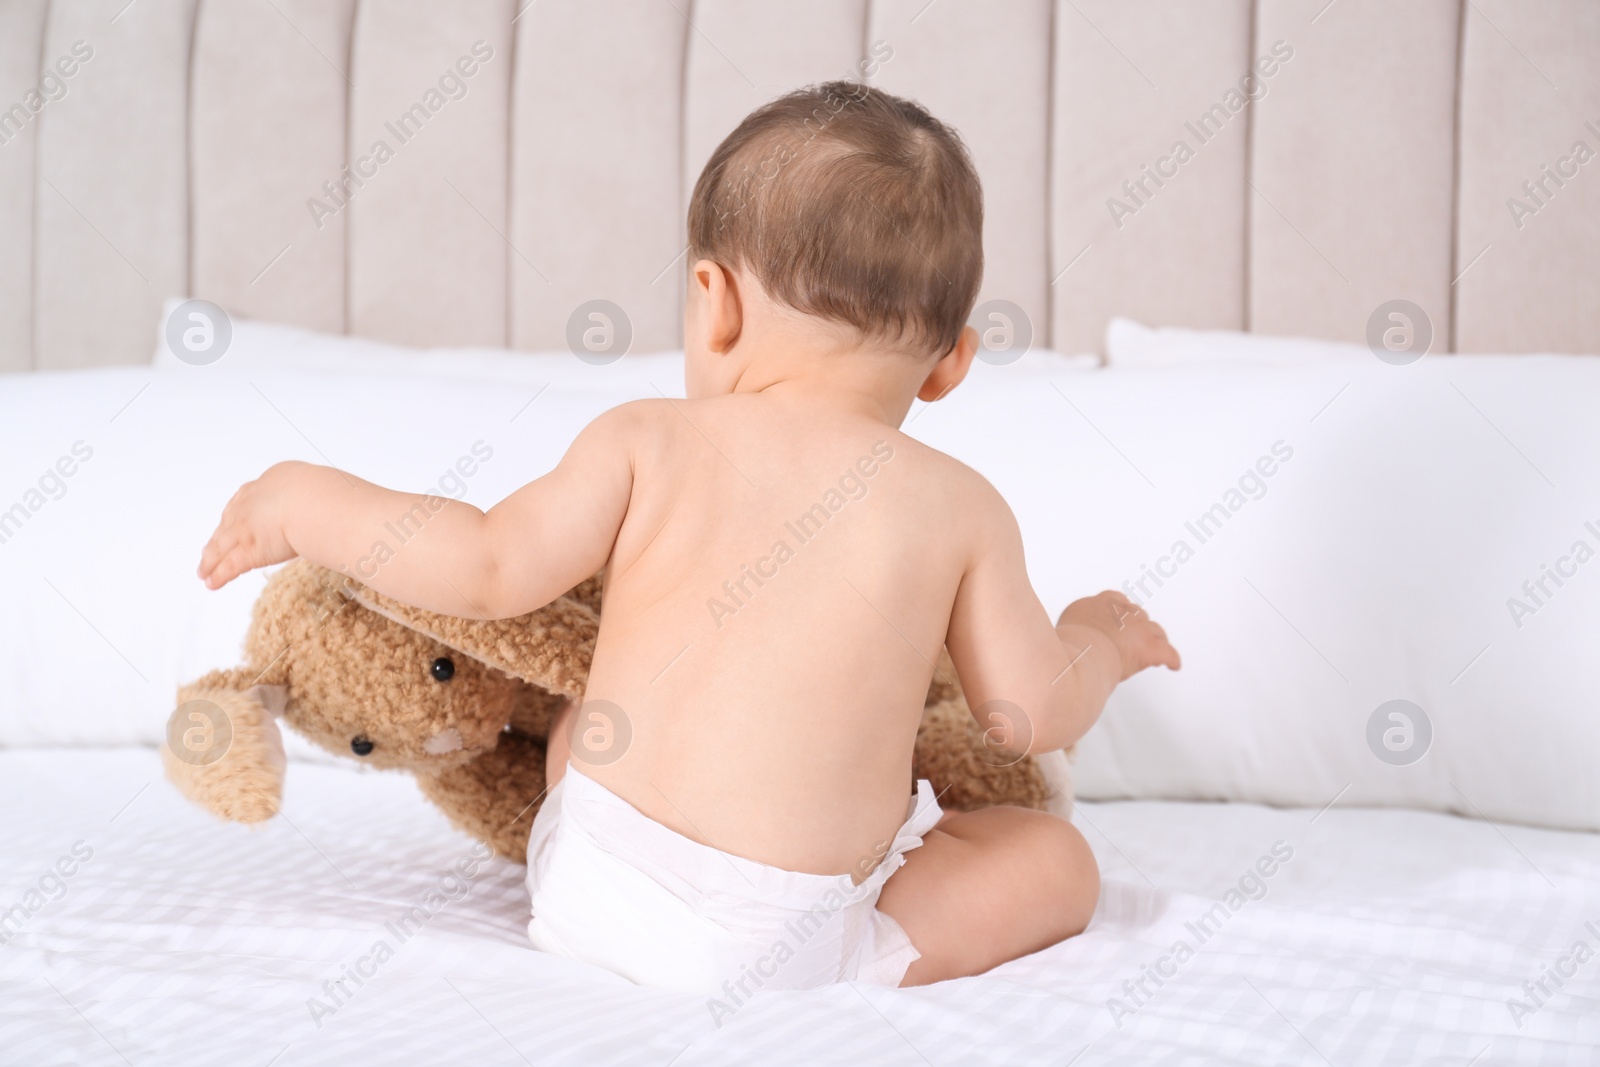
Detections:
[876, 807, 1099, 986]
[544, 699, 576, 788]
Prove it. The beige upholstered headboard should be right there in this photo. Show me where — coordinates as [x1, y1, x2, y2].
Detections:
[1, 0, 1596, 372]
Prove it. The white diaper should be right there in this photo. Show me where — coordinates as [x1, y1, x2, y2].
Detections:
[525, 764, 943, 996]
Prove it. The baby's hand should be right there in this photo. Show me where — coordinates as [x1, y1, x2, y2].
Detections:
[1058, 590, 1181, 680]
[197, 462, 304, 590]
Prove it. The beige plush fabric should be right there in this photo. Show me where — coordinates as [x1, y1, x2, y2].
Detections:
[352, 582, 599, 700]
[162, 561, 563, 862]
[3, 0, 1598, 365]
[162, 562, 1048, 864]
[1249, 0, 1460, 347]
[0, 0, 47, 372]
[1051, 0, 1253, 355]
[33, 0, 194, 370]
[510, 0, 687, 353]
[915, 649, 1053, 812]
[871, 0, 1052, 343]
[1455, 0, 1600, 354]
[189, 0, 354, 334]
[164, 668, 289, 824]
[346, 0, 514, 347]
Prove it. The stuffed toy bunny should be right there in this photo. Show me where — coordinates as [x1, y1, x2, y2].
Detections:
[163, 560, 1055, 864]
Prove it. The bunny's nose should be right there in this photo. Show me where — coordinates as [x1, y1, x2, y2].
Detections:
[423, 727, 463, 755]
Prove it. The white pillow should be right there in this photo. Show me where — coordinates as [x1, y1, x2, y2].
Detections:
[150, 296, 687, 387]
[9, 330, 1598, 832]
[0, 363, 682, 763]
[150, 297, 1098, 381]
[0, 344, 1081, 753]
[1106, 316, 1371, 367]
[907, 353, 1600, 832]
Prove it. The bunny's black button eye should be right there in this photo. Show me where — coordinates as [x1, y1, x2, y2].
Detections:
[351, 736, 374, 757]
[431, 656, 455, 682]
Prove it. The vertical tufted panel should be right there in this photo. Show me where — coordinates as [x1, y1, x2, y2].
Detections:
[1051, 0, 1252, 355]
[1249, 0, 1459, 346]
[190, 0, 354, 334]
[509, 0, 686, 352]
[682, 0, 868, 196]
[1455, 0, 1600, 354]
[0, 0, 49, 371]
[34, 0, 196, 369]
[7, 1, 1599, 367]
[346, 0, 512, 347]
[677, 0, 867, 353]
[869, 0, 1051, 347]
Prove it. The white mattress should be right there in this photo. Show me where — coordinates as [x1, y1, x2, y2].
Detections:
[2, 749, 1596, 1066]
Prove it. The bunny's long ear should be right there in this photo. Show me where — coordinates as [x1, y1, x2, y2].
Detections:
[162, 667, 289, 824]
[563, 570, 605, 616]
[350, 579, 599, 699]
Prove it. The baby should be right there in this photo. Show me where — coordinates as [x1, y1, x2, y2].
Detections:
[199, 82, 1179, 995]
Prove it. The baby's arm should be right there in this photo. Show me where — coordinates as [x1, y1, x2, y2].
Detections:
[198, 402, 646, 619]
[945, 478, 1180, 754]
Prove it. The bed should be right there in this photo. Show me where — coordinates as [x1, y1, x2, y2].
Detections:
[6, 748, 1596, 1067]
[3, 348, 1598, 1065]
[4, 2, 1600, 1063]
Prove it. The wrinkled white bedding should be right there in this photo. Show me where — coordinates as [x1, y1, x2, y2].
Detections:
[2, 749, 1595, 1066]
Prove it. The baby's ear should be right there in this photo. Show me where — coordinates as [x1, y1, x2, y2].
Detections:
[162, 668, 288, 824]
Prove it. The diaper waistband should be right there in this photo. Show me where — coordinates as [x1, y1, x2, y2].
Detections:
[549, 766, 944, 914]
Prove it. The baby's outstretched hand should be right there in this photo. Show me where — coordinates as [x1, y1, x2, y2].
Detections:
[1058, 590, 1181, 680]
[198, 462, 303, 590]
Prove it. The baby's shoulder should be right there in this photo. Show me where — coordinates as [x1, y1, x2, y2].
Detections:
[580, 397, 684, 448]
[877, 432, 1013, 519]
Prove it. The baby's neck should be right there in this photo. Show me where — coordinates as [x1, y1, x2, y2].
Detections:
[738, 374, 911, 426]
[721, 326, 931, 428]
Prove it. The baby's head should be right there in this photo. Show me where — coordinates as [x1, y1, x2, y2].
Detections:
[685, 82, 983, 411]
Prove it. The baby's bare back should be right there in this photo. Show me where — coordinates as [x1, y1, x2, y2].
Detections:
[580, 392, 980, 877]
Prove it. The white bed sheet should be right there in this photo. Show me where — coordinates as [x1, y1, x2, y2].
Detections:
[1, 748, 1596, 1067]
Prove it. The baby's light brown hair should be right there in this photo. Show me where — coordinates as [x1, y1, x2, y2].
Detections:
[688, 81, 983, 359]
